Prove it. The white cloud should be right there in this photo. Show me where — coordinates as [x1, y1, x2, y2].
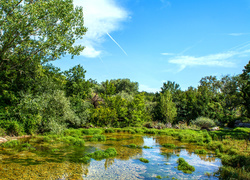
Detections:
[228, 33, 250, 36]
[161, 52, 175, 56]
[73, 0, 128, 58]
[168, 49, 250, 71]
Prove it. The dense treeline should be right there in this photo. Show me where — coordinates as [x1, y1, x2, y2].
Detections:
[0, 60, 249, 135]
[0, 0, 249, 135]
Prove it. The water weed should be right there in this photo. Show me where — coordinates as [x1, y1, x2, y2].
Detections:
[87, 148, 117, 160]
[177, 158, 195, 174]
[90, 135, 106, 141]
[139, 158, 149, 163]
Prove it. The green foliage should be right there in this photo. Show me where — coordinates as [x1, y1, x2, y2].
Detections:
[239, 60, 250, 118]
[0, 120, 24, 136]
[81, 128, 103, 135]
[90, 135, 106, 141]
[61, 136, 85, 146]
[177, 158, 195, 174]
[87, 148, 117, 160]
[1, 140, 20, 148]
[191, 117, 215, 129]
[194, 149, 207, 154]
[0, 0, 86, 106]
[64, 65, 92, 100]
[162, 143, 176, 149]
[154, 90, 177, 123]
[139, 158, 149, 163]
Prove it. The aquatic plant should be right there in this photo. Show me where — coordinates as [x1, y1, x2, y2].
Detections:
[204, 172, 212, 177]
[1, 140, 20, 148]
[194, 149, 207, 154]
[87, 148, 117, 160]
[104, 128, 115, 133]
[81, 128, 103, 135]
[177, 158, 195, 174]
[162, 143, 176, 149]
[127, 144, 137, 148]
[61, 136, 85, 146]
[156, 175, 162, 179]
[139, 158, 149, 163]
[90, 135, 106, 141]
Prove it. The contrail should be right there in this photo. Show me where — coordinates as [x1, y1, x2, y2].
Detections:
[106, 32, 128, 56]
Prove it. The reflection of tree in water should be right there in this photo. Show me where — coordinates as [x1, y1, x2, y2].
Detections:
[87, 134, 144, 161]
[105, 158, 115, 169]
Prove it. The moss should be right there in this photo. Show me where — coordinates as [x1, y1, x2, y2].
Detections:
[194, 149, 207, 154]
[162, 143, 176, 149]
[81, 128, 103, 135]
[143, 146, 152, 149]
[61, 136, 85, 146]
[87, 148, 117, 160]
[1, 140, 20, 148]
[90, 135, 106, 141]
[104, 128, 115, 133]
[177, 158, 195, 174]
[139, 158, 149, 163]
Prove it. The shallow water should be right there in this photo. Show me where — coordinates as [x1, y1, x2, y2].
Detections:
[0, 133, 221, 179]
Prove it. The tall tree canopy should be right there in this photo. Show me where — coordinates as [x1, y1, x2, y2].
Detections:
[0, 0, 87, 105]
[240, 60, 250, 118]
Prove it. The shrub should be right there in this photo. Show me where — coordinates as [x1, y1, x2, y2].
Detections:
[191, 117, 215, 129]
[177, 158, 195, 174]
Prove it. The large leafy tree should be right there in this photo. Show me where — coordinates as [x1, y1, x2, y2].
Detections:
[0, 0, 87, 105]
[240, 60, 250, 118]
[154, 91, 177, 124]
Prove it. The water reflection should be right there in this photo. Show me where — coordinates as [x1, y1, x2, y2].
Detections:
[0, 133, 221, 179]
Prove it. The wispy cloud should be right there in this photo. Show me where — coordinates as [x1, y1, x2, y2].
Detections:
[165, 42, 250, 71]
[161, 53, 175, 56]
[228, 33, 250, 36]
[73, 0, 128, 58]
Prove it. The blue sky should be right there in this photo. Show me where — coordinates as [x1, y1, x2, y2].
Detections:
[53, 0, 250, 92]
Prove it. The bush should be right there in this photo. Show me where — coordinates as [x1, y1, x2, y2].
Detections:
[0, 120, 24, 136]
[191, 117, 215, 129]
